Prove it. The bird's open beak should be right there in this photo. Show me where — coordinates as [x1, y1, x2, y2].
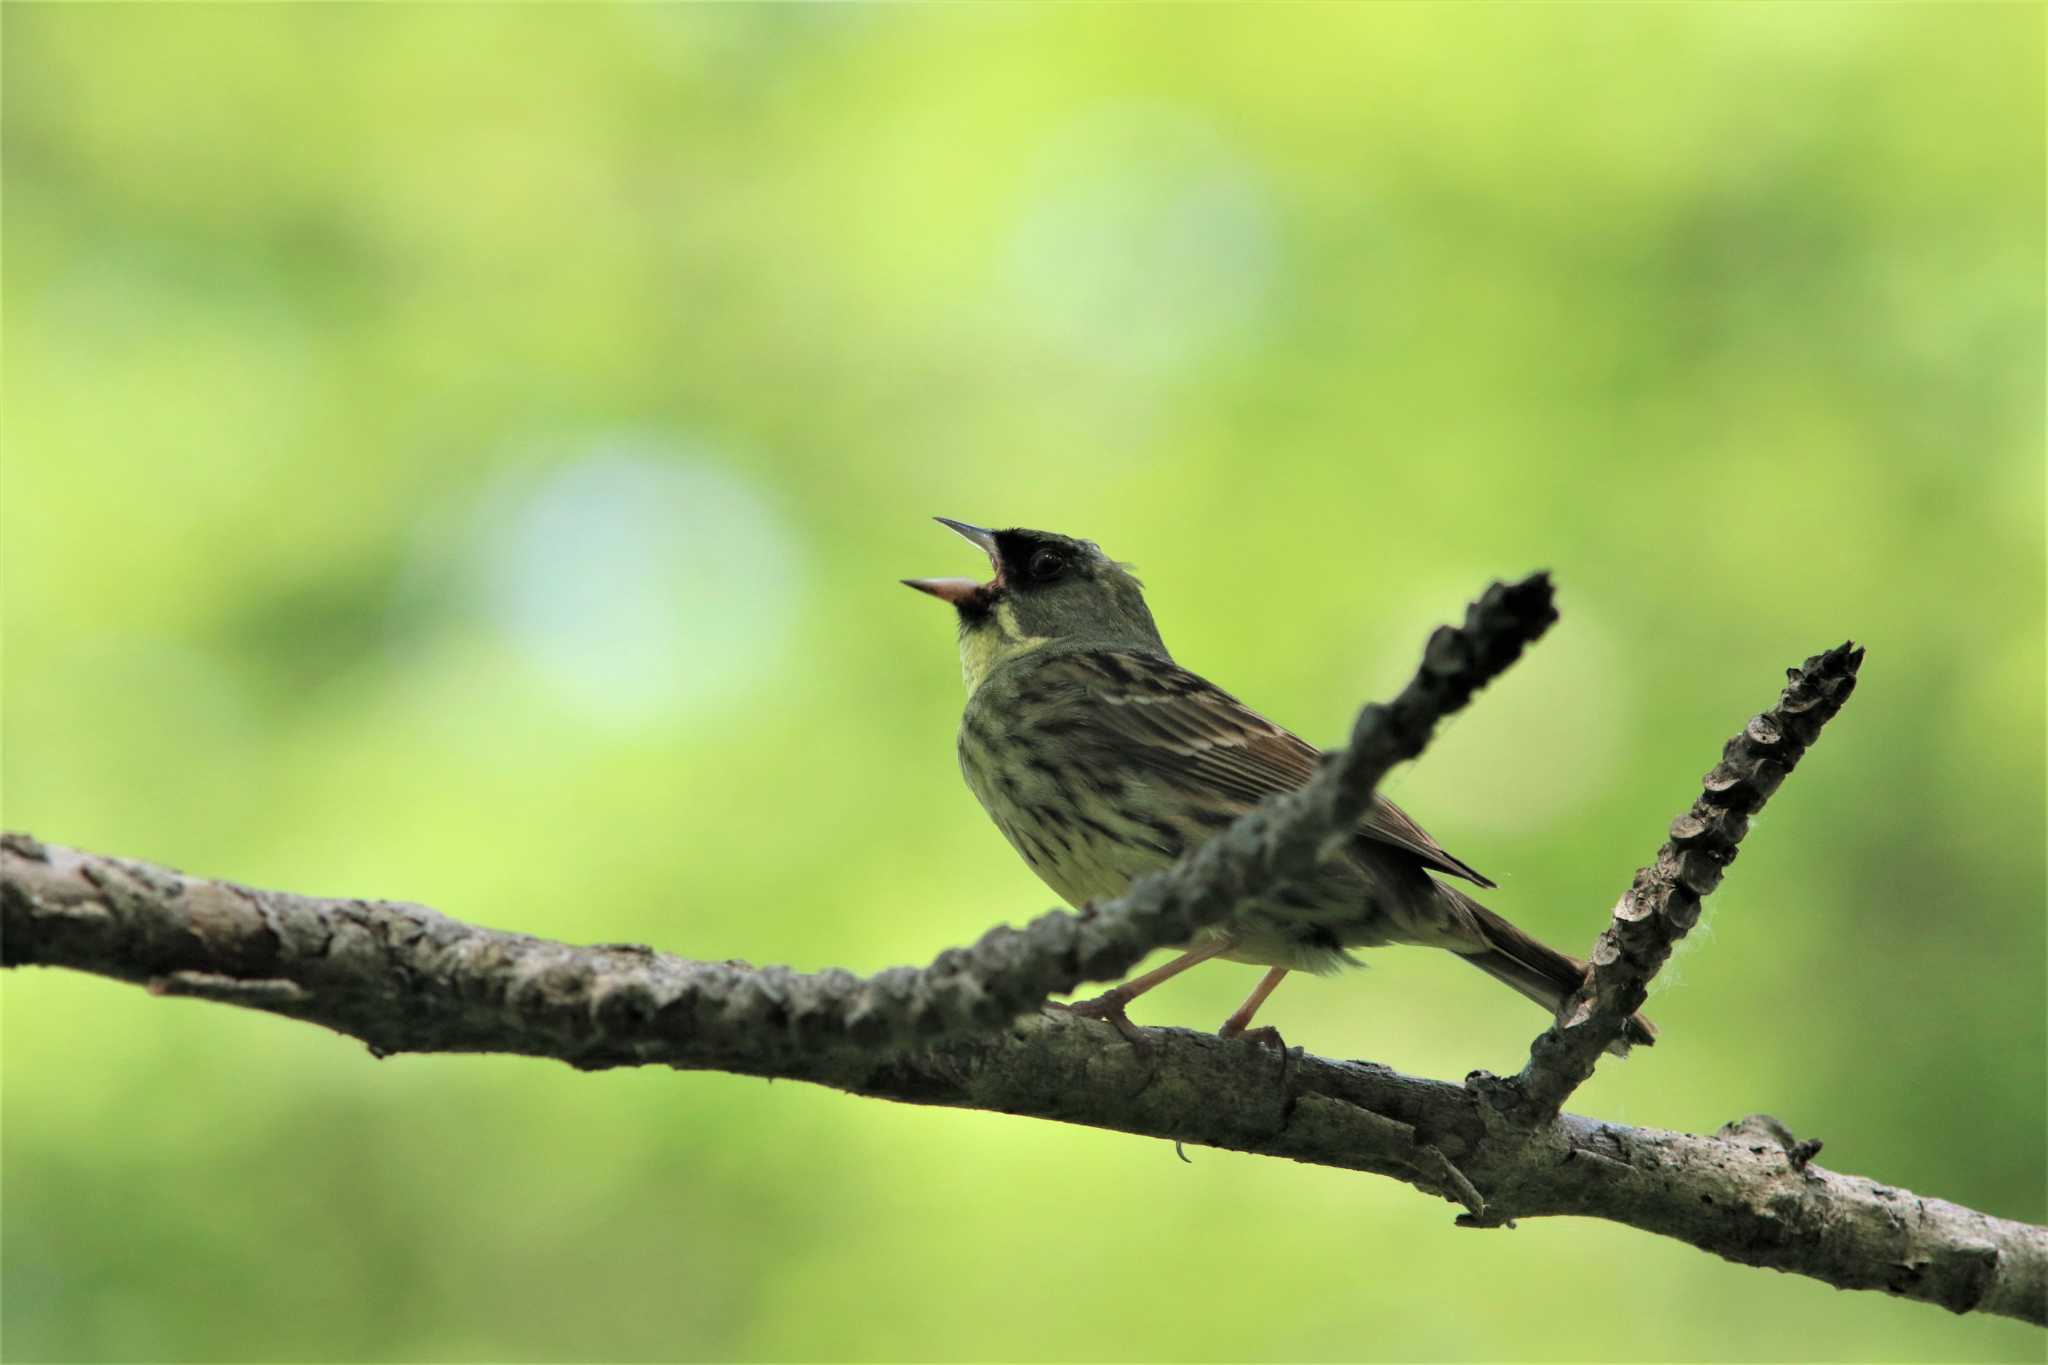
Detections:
[932, 517, 998, 557]
[903, 517, 1000, 604]
[902, 576, 983, 604]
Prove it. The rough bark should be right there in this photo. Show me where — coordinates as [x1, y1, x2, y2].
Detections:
[4, 835, 2042, 1325]
[1499, 641, 1867, 1125]
[5, 579, 2040, 1327]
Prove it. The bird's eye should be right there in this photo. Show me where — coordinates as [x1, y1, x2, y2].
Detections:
[1027, 549, 1068, 583]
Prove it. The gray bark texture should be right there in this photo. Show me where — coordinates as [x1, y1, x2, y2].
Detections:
[5, 578, 2041, 1327]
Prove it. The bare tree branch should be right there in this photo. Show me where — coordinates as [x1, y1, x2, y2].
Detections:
[3, 833, 2042, 1325]
[1495, 642, 1867, 1126]
[5, 579, 2040, 1327]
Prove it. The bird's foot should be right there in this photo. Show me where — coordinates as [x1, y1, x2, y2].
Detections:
[1055, 992, 1150, 1047]
[1218, 1022, 1287, 1050]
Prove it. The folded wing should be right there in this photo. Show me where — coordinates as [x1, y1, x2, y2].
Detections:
[1052, 649, 1495, 888]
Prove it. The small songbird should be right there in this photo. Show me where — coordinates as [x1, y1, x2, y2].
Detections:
[906, 518, 1654, 1052]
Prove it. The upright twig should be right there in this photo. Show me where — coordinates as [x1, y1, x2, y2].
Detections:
[1498, 642, 1865, 1125]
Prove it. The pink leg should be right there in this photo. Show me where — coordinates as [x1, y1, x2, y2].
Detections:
[1218, 966, 1290, 1041]
[1063, 938, 1236, 1039]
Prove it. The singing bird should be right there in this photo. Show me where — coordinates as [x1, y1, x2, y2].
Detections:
[905, 518, 1654, 1051]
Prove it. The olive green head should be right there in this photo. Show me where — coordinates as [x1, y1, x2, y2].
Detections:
[904, 518, 1166, 688]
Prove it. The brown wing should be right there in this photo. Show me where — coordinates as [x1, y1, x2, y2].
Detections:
[1050, 649, 1494, 888]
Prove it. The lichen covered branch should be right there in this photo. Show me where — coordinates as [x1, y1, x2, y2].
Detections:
[10, 606, 2037, 1327]
[4, 832, 2042, 1325]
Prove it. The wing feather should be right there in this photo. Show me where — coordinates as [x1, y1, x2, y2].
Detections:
[1043, 649, 1495, 888]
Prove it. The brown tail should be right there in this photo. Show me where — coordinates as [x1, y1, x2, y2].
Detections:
[1448, 891, 1656, 1056]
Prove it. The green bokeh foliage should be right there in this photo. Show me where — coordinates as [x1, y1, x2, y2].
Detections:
[3, 5, 2042, 1361]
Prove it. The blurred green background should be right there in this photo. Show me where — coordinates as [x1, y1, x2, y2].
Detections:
[3, 4, 2042, 1361]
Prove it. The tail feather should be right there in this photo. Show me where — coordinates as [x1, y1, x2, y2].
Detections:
[1448, 892, 1657, 1056]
